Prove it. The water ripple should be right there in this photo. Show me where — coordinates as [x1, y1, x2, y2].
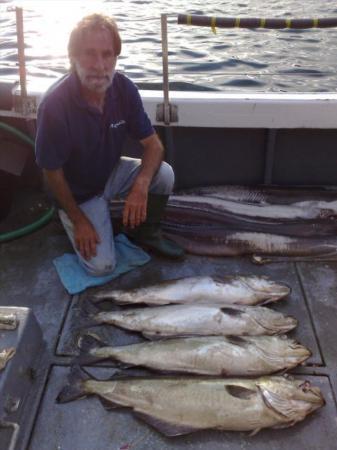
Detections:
[1, 0, 337, 92]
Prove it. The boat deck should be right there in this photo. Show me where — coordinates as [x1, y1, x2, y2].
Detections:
[1, 213, 337, 450]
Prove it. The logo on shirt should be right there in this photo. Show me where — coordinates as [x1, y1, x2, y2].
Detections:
[110, 120, 126, 129]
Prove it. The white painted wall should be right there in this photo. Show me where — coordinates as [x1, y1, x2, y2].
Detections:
[140, 90, 337, 129]
[7, 83, 337, 129]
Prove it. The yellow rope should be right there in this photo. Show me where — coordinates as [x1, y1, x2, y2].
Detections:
[235, 17, 241, 27]
[187, 15, 192, 26]
[260, 18, 266, 28]
[211, 16, 217, 34]
[313, 18, 319, 28]
[285, 18, 292, 28]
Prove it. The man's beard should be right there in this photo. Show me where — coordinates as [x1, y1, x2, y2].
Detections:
[74, 61, 115, 93]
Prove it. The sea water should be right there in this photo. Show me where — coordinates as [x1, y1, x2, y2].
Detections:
[0, 0, 337, 92]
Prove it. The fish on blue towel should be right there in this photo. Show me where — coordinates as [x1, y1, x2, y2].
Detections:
[53, 234, 150, 295]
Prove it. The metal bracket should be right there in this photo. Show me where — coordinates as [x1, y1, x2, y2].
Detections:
[12, 93, 38, 116]
[156, 103, 178, 123]
[0, 420, 20, 450]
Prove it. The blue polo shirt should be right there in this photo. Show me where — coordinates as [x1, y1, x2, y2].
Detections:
[35, 71, 154, 202]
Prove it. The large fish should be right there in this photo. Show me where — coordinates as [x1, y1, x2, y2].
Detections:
[92, 304, 297, 339]
[93, 275, 290, 306]
[0, 313, 18, 330]
[164, 227, 337, 258]
[77, 333, 311, 376]
[162, 204, 337, 238]
[178, 185, 337, 205]
[168, 195, 337, 221]
[0, 348, 15, 371]
[57, 367, 325, 436]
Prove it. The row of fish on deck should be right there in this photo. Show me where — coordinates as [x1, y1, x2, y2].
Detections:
[0, 313, 17, 371]
[58, 274, 325, 437]
[112, 184, 337, 262]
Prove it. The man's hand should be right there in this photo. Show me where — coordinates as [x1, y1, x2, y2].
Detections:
[74, 215, 101, 260]
[43, 168, 101, 260]
[122, 133, 164, 229]
[123, 181, 148, 228]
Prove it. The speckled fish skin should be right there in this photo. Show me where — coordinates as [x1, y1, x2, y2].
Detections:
[93, 275, 290, 306]
[78, 334, 311, 376]
[168, 194, 337, 221]
[178, 185, 337, 205]
[0, 313, 18, 330]
[93, 304, 297, 339]
[0, 348, 15, 371]
[163, 228, 337, 258]
[58, 370, 325, 436]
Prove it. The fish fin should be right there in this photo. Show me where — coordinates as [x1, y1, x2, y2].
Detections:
[68, 302, 101, 333]
[98, 397, 120, 410]
[104, 368, 145, 380]
[4, 347, 16, 362]
[226, 385, 257, 400]
[56, 365, 90, 404]
[91, 292, 116, 304]
[258, 385, 291, 419]
[72, 353, 102, 366]
[225, 336, 249, 348]
[77, 332, 109, 351]
[248, 428, 261, 436]
[73, 332, 117, 365]
[220, 307, 243, 317]
[81, 299, 102, 315]
[142, 331, 165, 340]
[135, 411, 199, 436]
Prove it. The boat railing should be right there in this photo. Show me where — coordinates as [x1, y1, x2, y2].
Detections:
[159, 13, 337, 125]
[3, 9, 337, 124]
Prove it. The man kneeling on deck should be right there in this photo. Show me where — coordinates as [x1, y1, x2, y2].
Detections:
[35, 13, 184, 276]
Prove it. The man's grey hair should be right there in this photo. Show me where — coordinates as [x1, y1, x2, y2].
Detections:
[68, 14, 121, 70]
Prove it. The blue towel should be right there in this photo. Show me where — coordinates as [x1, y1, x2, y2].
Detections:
[53, 234, 151, 295]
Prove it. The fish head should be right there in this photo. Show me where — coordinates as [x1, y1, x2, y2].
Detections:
[239, 276, 291, 304]
[258, 376, 325, 425]
[278, 336, 312, 365]
[0, 347, 16, 370]
[252, 335, 311, 367]
[252, 307, 298, 334]
[0, 314, 17, 330]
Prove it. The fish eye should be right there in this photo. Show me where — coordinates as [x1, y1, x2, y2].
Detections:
[299, 381, 311, 392]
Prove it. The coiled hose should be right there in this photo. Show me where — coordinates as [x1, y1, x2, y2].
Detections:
[0, 121, 55, 243]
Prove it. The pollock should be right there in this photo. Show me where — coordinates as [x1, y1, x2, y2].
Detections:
[57, 368, 325, 436]
[91, 304, 297, 339]
[163, 227, 337, 258]
[77, 333, 310, 376]
[93, 275, 290, 306]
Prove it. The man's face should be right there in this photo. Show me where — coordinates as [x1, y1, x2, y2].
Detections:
[73, 28, 117, 93]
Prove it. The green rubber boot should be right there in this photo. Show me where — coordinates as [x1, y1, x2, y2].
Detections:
[126, 194, 185, 259]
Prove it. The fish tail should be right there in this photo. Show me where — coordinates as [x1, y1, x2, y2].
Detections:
[74, 332, 109, 365]
[77, 332, 107, 351]
[56, 365, 90, 404]
[91, 291, 117, 304]
[82, 298, 102, 315]
[68, 300, 102, 335]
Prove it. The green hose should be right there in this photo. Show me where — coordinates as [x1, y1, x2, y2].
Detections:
[0, 121, 55, 243]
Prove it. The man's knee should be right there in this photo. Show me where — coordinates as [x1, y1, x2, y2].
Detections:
[82, 257, 116, 277]
[151, 161, 175, 194]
